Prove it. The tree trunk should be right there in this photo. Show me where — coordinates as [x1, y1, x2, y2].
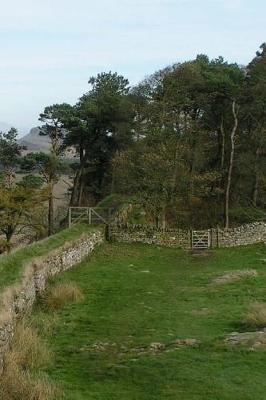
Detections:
[161, 207, 166, 230]
[252, 147, 260, 207]
[48, 187, 54, 236]
[70, 144, 88, 206]
[5, 226, 13, 243]
[225, 101, 238, 229]
[217, 117, 226, 208]
[78, 177, 84, 206]
[70, 165, 84, 206]
[220, 117, 225, 169]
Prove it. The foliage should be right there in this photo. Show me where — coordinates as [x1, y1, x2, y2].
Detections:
[112, 50, 265, 227]
[0, 128, 23, 188]
[48, 72, 135, 206]
[18, 174, 44, 189]
[0, 128, 22, 170]
[0, 184, 47, 243]
[31, 44, 266, 228]
[19, 150, 69, 236]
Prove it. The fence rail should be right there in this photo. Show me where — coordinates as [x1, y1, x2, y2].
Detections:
[68, 207, 116, 227]
[192, 230, 210, 250]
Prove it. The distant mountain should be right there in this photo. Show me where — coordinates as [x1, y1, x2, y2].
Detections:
[19, 127, 77, 159]
[19, 127, 51, 153]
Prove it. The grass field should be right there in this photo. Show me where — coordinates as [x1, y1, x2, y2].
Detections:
[28, 242, 266, 400]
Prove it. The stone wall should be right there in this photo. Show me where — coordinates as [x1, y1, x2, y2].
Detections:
[217, 222, 266, 247]
[0, 230, 104, 374]
[110, 222, 266, 249]
[110, 225, 191, 248]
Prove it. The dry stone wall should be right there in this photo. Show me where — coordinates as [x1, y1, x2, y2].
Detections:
[111, 225, 191, 248]
[111, 222, 266, 249]
[0, 230, 104, 374]
[217, 222, 266, 247]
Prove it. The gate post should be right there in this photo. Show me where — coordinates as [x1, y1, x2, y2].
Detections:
[89, 208, 92, 225]
[216, 226, 219, 248]
[68, 208, 72, 228]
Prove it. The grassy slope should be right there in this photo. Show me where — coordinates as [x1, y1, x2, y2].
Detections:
[30, 242, 266, 400]
[0, 224, 92, 292]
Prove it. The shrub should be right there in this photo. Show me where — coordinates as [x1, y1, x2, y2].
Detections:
[43, 282, 84, 310]
[246, 303, 266, 328]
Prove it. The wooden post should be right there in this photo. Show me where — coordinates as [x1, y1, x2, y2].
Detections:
[211, 228, 215, 248]
[68, 208, 72, 228]
[89, 208, 92, 225]
[216, 226, 219, 248]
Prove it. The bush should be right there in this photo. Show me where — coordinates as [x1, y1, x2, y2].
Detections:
[43, 282, 84, 310]
[246, 303, 266, 328]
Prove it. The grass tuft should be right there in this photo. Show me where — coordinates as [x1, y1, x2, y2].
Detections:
[0, 362, 61, 400]
[8, 322, 52, 370]
[246, 302, 266, 328]
[43, 282, 84, 310]
[0, 322, 61, 400]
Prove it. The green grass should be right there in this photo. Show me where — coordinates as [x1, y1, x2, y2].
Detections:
[0, 224, 93, 293]
[29, 242, 266, 399]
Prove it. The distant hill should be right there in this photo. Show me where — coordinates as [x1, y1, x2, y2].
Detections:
[19, 127, 77, 159]
[19, 127, 51, 153]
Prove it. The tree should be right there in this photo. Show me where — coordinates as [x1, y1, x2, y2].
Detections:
[0, 185, 47, 246]
[20, 151, 67, 236]
[0, 128, 22, 187]
[61, 72, 135, 205]
[38, 105, 70, 235]
[243, 43, 266, 207]
[225, 100, 239, 228]
[35, 52, 266, 229]
[129, 57, 245, 226]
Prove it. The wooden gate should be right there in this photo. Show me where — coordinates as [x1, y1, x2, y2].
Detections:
[192, 230, 210, 250]
[68, 207, 114, 227]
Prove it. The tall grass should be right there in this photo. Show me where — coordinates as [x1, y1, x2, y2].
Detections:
[246, 303, 266, 328]
[43, 282, 84, 310]
[8, 323, 52, 369]
[0, 322, 62, 400]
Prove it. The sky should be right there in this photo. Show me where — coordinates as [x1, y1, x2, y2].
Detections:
[0, 0, 265, 134]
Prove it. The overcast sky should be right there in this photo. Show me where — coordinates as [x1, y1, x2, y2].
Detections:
[0, 0, 265, 134]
